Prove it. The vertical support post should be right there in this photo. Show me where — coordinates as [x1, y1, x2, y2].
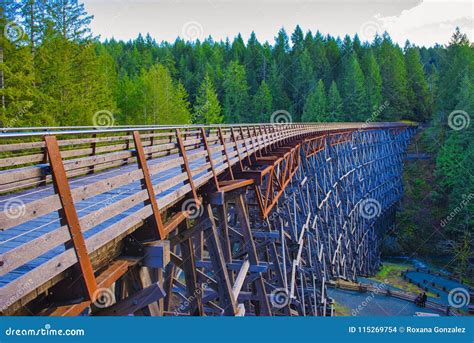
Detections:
[218, 127, 234, 180]
[178, 219, 204, 315]
[133, 131, 166, 240]
[252, 126, 263, 157]
[231, 127, 244, 172]
[176, 129, 200, 205]
[44, 135, 97, 300]
[234, 194, 272, 315]
[260, 126, 269, 155]
[200, 127, 220, 191]
[88, 132, 97, 175]
[239, 126, 252, 165]
[205, 203, 237, 315]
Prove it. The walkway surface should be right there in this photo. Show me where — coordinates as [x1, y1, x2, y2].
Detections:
[328, 288, 445, 316]
[404, 270, 472, 311]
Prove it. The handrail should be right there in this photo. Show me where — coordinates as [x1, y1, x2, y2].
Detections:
[0, 122, 416, 138]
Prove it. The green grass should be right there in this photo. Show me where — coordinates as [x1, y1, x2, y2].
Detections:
[370, 262, 438, 298]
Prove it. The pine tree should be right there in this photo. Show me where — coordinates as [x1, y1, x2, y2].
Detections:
[19, 0, 46, 50]
[0, 24, 47, 126]
[291, 25, 304, 53]
[268, 60, 291, 112]
[140, 64, 190, 124]
[302, 80, 327, 122]
[378, 34, 410, 120]
[44, 0, 93, 41]
[173, 82, 192, 124]
[327, 81, 344, 121]
[313, 32, 330, 87]
[325, 35, 341, 82]
[360, 50, 382, 116]
[252, 80, 273, 122]
[223, 61, 249, 123]
[245, 32, 261, 94]
[338, 52, 367, 121]
[193, 74, 222, 124]
[292, 49, 315, 120]
[405, 45, 431, 122]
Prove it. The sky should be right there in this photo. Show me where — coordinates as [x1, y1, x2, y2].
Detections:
[83, 0, 474, 47]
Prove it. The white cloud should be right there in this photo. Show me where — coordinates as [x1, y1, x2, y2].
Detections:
[376, 0, 473, 46]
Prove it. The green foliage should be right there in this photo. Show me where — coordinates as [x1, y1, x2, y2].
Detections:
[327, 81, 344, 121]
[338, 52, 367, 121]
[396, 30, 473, 282]
[252, 80, 273, 122]
[193, 73, 222, 124]
[0, 30, 45, 126]
[141, 64, 191, 124]
[360, 50, 382, 115]
[377, 35, 410, 120]
[302, 80, 327, 122]
[223, 61, 249, 123]
[405, 45, 431, 121]
[292, 49, 315, 120]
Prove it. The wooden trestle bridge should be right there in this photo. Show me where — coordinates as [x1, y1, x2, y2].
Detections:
[0, 122, 416, 316]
